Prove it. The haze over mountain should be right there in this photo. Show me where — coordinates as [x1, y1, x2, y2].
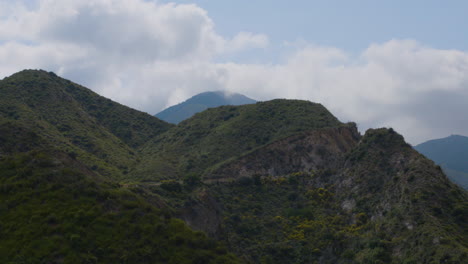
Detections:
[0, 70, 466, 263]
[155, 91, 256, 124]
[415, 135, 468, 189]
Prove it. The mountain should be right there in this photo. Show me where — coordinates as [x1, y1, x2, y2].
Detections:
[415, 135, 468, 189]
[0, 70, 239, 263]
[134, 99, 343, 181]
[0, 70, 173, 180]
[1, 70, 467, 263]
[155, 91, 256, 124]
[148, 126, 467, 263]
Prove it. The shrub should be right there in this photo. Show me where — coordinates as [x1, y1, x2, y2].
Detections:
[160, 180, 182, 192]
[237, 176, 253, 186]
[183, 173, 202, 189]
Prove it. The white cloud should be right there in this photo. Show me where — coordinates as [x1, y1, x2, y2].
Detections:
[217, 40, 468, 144]
[0, 0, 268, 73]
[224, 32, 269, 53]
[1, 0, 467, 144]
[0, 0, 267, 109]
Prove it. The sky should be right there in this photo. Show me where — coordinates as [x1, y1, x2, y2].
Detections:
[0, 0, 467, 144]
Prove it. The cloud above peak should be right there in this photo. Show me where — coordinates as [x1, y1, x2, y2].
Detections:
[219, 40, 468, 143]
[1, 0, 467, 144]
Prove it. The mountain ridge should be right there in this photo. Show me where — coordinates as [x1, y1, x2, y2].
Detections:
[155, 91, 256, 124]
[0, 69, 173, 179]
[0, 70, 239, 263]
[135, 99, 343, 181]
[0, 70, 466, 263]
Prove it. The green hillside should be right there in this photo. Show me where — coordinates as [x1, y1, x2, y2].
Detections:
[1, 70, 466, 263]
[0, 70, 172, 180]
[134, 100, 343, 181]
[149, 128, 468, 263]
[0, 70, 238, 263]
[0, 150, 239, 263]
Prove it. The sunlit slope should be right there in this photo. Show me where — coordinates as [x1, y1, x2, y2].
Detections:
[0, 70, 172, 179]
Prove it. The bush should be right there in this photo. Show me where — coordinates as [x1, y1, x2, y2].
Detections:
[253, 174, 262, 186]
[237, 176, 253, 186]
[183, 173, 202, 190]
[160, 180, 182, 192]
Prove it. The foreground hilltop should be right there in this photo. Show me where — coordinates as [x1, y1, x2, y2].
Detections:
[0, 70, 173, 179]
[135, 99, 343, 181]
[0, 70, 466, 263]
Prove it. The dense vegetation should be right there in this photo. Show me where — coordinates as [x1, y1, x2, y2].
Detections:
[135, 100, 343, 181]
[1, 70, 467, 263]
[0, 71, 237, 263]
[0, 70, 172, 180]
[148, 129, 468, 263]
[0, 150, 239, 263]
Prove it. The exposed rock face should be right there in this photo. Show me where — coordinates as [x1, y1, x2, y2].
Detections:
[180, 128, 467, 263]
[178, 189, 225, 239]
[206, 123, 361, 180]
[183, 124, 360, 245]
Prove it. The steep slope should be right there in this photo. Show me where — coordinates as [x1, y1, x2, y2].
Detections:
[2, 69, 466, 263]
[0, 135, 239, 263]
[134, 100, 343, 181]
[147, 128, 468, 264]
[0, 70, 239, 263]
[155, 91, 256, 124]
[415, 135, 468, 189]
[0, 70, 173, 179]
[205, 124, 360, 180]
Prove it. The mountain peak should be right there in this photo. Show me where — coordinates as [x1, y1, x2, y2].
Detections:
[3, 69, 58, 81]
[448, 134, 468, 139]
[155, 91, 256, 124]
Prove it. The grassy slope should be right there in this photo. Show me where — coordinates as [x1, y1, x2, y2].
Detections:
[134, 100, 343, 181]
[0, 70, 172, 180]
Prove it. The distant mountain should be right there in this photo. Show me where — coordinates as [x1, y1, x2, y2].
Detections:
[155, 91, 256, 124]
[415, 135, 468, 189]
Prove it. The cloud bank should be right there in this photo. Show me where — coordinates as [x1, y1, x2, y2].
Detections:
[1, 0, 467, 144]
